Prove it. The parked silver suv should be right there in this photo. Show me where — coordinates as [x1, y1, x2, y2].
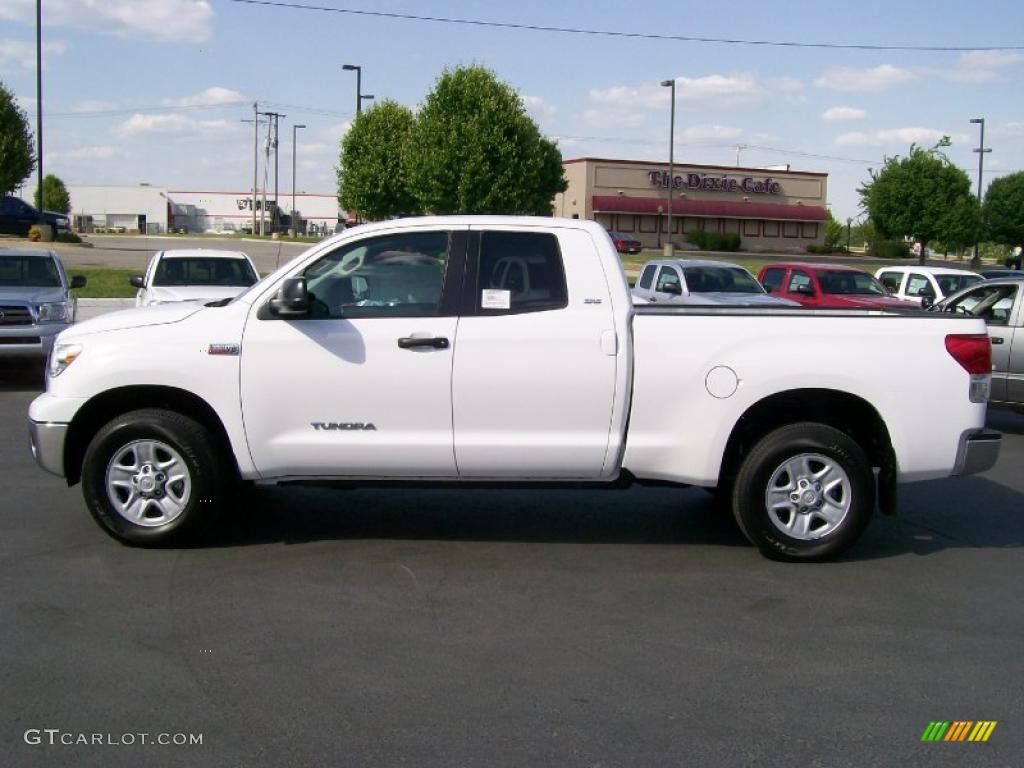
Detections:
[0, 249, 86, 359]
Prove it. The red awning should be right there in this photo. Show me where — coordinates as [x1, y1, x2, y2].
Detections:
[592, 195, 827, 221]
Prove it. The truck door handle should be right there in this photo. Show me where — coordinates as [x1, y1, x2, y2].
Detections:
[990, 337, 1004, 345]
[397, 336, 450, 349]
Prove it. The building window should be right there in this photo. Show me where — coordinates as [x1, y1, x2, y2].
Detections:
[783, 221, 800, 238]
[763, 221, 780, 237]
[723, 219, 740, 234]
[596, 213, 613, 229]
[801, 222, 818, 239]
[743, 220, 760, 237]
[638, 215, 658, 234]
[705, 218, 723, 233]
[681, 217, 698, 233]
[616, 214, 635, 232]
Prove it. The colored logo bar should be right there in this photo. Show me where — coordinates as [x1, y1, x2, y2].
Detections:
[921, 721, 997, 742]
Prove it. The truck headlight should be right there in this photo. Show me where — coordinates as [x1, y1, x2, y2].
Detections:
[37, 302, 71, 323]
[49, 343, 82, 377]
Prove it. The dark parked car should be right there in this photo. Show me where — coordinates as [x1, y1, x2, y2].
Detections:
[0, 196, 71, 237]
[608, 231, 642, 255]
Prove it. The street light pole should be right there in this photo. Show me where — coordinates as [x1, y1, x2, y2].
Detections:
[36, 0, 44, 227]
[292, 124, 306, 235]
[969, 118, 991, 269]
[343, 64, 364, 115]
[660, 78, 676, 256]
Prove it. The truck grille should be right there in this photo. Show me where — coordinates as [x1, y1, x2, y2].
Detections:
[0, 305, 33, 326]
[0, 336, 40, 345]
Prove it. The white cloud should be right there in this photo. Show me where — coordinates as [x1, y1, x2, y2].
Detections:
[588, 73, 802, 112]
[0, 0, 214, 43]
[0, 37, 67, 71]
[814, 65, 917, 92]
[678, 124, 744, 143]
[822, 106, 869, 122]
[49, 145, 122, 162]
[523, 94, 558, 120]
[71, 99, 117, 113]
[161, 87, 245, 108]
[835, 127, 970, 147]
[581, 108, 646, 128]
[940, 50, 1024, 83]
[116, 112, 240, 137]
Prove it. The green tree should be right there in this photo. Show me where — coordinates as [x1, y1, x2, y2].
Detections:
[982, 171, 1024, 246]
[0, 80, 35, 196]
[859, 139, 975, 265]
[338, 100, 419, 221]
[824, 210, 844, 250]
[34, 173, 71, 214]
[936, 194, 981, 256]
[405, 65, 567, 215]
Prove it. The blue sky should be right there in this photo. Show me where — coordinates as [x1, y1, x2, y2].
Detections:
[1, 0, 1023, 220]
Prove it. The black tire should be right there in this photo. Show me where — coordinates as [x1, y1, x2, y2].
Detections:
[81, 409, 230, 546]
[731, 422, 875, 561]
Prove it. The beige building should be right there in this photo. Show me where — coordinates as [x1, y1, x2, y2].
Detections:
[553, 158, 828, 252]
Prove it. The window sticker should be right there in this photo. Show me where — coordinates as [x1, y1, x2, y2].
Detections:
[481, 289, 511, 310]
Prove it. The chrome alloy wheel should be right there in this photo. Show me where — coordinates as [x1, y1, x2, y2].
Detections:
[105, 440, 192, 527]
[764, 452, 852, 540]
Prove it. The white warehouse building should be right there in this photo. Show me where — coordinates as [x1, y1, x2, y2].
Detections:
[61, 184, 344, 235]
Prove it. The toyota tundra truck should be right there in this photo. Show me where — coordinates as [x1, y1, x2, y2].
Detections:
[27, 217, 1001, 560]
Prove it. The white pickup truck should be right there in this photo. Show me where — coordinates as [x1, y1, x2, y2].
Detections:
[28, 217, 1000, 560]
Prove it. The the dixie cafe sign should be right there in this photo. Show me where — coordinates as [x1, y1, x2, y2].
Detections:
[648, 170, 782, 195]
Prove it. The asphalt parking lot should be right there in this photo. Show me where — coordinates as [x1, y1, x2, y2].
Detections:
[1, 363, 1022, 768]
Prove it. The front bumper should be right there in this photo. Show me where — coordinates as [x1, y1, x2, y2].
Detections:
[0, 323, 70, 358]
[953, 429, 1001, 476]
[28, 419, 68, 477]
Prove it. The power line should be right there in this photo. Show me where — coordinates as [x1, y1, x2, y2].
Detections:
[47, 100, 352, 120]
[227, 0, 1024, 52]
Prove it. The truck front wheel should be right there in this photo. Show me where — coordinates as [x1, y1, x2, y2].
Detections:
[81, 409, 227, 546]
[731, 423, 875, 561]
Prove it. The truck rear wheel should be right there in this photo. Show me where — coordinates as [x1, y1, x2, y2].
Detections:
[731, 423, 874, 561]
[81, 409, 228, 546]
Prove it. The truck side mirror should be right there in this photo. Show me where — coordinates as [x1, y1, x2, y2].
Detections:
[796, 284, 815, 296]
[662, 282, 682, 295]
[763, 284, 774, 293]
[129, 275, 145, 289]
[70, 275, 87, 289]
[921, 296, 934, 310]
[269, 277, 310, 317]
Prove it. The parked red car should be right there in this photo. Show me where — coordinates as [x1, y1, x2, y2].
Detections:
[757, 263, 911, 309]
[608, 231, 643, 255]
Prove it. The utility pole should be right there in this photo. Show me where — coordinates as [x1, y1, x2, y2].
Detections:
[258, 111, 285, 233]
[292, 124, 306, 236]
[252, 102, 258, 235]
[969, 118, 991, 269]
[343, 64, 367, 115]
[660, 78, 676, 256]
[36, 0, 44, 226]
[735, 144, 747, 167]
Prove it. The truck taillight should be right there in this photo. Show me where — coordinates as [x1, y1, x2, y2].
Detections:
[944, 334, 992, 374]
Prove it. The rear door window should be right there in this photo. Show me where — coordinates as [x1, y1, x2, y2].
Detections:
[474, 231, 567, 314]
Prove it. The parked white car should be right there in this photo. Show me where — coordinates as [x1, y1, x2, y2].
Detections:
[30, 217, 1000, 561]
[874, 265, 982, 306]
[131, 249, 259, 307]
[632, 259, 799, 306]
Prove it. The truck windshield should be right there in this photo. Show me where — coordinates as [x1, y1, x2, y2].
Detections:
[818, 271, 887, 296]
[0, 255, 61, 287]
[682, 266, 764, 294]
[153, 258, 258, 287]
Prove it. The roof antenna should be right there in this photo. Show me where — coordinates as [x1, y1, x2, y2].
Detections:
[275, 240, 282, 270]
